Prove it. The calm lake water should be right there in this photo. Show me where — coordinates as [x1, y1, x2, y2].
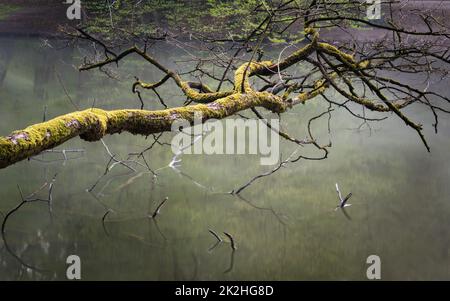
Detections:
[0, 37, 449, 280]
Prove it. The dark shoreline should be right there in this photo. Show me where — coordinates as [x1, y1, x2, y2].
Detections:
[0, 1, 448, 41]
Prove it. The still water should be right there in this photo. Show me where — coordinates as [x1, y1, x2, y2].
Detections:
[0, 37, 449, 280]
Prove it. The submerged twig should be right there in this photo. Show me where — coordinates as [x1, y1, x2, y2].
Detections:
[1, 174, 58, 273]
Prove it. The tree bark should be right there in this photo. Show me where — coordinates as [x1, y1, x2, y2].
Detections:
[0, 91, 287, 169]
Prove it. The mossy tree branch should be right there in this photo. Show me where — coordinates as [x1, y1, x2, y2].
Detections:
[0, 91, 287, 169]
[2, 0, 450, 169]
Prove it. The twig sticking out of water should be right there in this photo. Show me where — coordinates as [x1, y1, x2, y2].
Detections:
[208, 229, 222, 242]
[231, 149, 299, 195]
[335, 183, 352, 209]
[223, 232, 236, 250]
[151, 197, 168, 219]
[102, 209, 113, 236]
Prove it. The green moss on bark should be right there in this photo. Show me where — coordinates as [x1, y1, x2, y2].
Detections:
[0, 91, 287, 169]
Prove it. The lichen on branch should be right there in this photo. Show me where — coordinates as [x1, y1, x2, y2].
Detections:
[0, 91, 287, 169]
